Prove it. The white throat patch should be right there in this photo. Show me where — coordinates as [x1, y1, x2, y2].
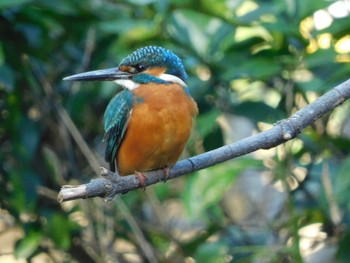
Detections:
[114, 79, 140, 90]
[114, 74, 186, 90]
[159, 74, 187, 87]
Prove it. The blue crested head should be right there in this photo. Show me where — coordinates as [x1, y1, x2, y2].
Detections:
[63, 46, 188, 88]
[120, 46, 188, 82]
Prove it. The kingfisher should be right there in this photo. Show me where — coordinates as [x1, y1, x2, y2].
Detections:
[64, 46, 198, 187]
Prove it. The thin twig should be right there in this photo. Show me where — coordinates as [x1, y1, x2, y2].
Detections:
[56, 106, 102, 174]
[58, 78, 350, 202]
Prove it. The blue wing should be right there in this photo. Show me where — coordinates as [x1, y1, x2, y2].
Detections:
[103, 90, 134, 172]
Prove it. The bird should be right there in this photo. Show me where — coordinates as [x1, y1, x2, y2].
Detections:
[64, 46, 198, 188]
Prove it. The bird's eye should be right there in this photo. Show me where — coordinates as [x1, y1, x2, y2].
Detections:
[133, 64, 146, 72]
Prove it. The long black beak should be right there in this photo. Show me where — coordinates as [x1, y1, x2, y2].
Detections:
[63, 67, 132, 81]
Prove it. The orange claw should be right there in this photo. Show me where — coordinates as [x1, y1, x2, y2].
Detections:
[135, 171, 146, 191]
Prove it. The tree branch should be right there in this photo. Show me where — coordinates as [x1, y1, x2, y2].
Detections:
[58, 78, 350, 202]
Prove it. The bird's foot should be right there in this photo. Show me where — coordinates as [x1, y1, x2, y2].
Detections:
[100, 167, 129, 198]
[134, 171, 146, 191]
[100, 167, 122, 182]
[163, 166, 170, 183]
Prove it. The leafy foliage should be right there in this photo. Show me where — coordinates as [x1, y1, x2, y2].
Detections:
[1, 0, 350, 262]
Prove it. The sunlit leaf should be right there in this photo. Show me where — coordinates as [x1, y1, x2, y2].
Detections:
[237, 2, 284, 24]
[167, 9, 235, 61]
[200, 0, 239, 20]
[15, 230, 42, 259]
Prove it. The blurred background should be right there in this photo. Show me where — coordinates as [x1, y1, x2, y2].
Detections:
[1, 0, 350, 262]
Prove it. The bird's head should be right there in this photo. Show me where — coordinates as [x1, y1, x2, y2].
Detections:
[64, 46, 188, 90]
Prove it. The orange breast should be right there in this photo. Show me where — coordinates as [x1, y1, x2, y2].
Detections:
[116, 83, 198, 176]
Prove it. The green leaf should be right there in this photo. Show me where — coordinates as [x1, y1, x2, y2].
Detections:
[15, 230, 42, 259]
[233, 101, 285, 123]
[183, 159, 262, 220]
[0, 43, 4, 64]
[305, 49, 338, 70]
[337, 231, 350, 263]
[237, 2, 284, 24]
[262, 20, 301, 37]
[294, 0, 330, 19]
[334, 156, 350, 207]
[296, 77, 326, 92]
[18, 117, 40, 163]
[8, 170, 26, 212]
[223, 57, 282, 80]
[194, 241, 228, 263]
[200, 0, 239, 20]
[0, 65, 15, 91]
[196, 109, 221, 138]
[203, 125, 224, 151]
[42, 146, 62, 184]
[126, 0, 157, 5]
[322, 17, 350, 39]
[99, 20, 153, 34]
[46, 214, 73, 249]
[99, 19, 160, 42]
[0, 0, 32, 9]
[167, 9, 235, 61]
